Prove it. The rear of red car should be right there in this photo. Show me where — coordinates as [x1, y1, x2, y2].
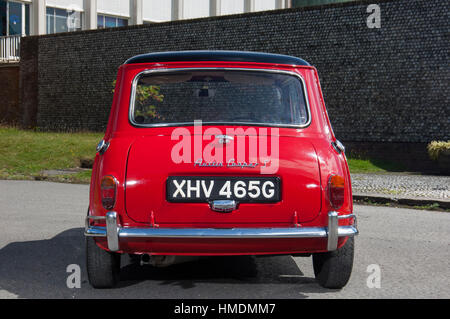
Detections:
[85, 51, 358, 289]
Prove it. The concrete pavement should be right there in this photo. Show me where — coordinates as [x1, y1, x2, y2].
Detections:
[0, 180, 449, 298]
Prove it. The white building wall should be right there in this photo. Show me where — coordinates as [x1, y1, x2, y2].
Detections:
[220, 0, 245, 15]
[183, 0, 210, 19]
[142, 0, 172, 22]
[45, 0, 84, 11]
[254, 0, 277, 12]
[97, 0, 130, 17]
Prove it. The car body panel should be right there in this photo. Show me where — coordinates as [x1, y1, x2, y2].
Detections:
[88, 53, 354, 255]
[125, 132, 322, 224]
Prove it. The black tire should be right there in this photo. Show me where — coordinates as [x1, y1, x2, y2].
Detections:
[312, 237, 354, 289]
[86, 237, 121, 288]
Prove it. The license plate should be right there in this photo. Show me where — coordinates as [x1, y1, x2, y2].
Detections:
[166, 176, 281, 203]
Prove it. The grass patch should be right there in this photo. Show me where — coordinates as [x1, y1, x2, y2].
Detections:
[0, 126, 103, 184]
[347, 157, 406, 174]
[412, 203, 441, 211]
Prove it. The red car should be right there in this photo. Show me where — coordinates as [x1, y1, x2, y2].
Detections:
[85, 51, 358, 289]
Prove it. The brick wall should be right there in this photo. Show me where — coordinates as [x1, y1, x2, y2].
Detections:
[0, 64, 20, 125]
[20, 0, 449, 144]
[19, 36, 39, 129]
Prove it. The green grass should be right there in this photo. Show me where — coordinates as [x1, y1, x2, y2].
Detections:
[0, 126, 103, 184]
[412, 203, 441, 210]
[347, 157, 406, 174]
[0, 127, 406, 184]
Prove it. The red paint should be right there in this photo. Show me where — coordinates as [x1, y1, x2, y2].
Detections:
[89, 59, 353, 255]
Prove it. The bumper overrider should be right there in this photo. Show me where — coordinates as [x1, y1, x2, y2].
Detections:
[85, 211, 358, 252]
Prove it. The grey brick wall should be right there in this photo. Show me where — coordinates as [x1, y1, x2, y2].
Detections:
[21, 0, 449, 143]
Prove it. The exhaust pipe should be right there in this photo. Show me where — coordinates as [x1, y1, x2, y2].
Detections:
[140, 254, 151, 266]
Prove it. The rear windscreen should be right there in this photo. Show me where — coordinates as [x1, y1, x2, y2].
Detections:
[130, 70, 309, 127]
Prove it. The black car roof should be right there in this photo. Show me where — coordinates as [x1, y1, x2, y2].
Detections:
[124, 50, 310, 66]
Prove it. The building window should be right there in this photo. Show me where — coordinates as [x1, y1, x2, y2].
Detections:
[0, 0, 30, 36]
[8, 1, 21, 35]
[46, 7, 82, 34]
[97, 14, 128, 29]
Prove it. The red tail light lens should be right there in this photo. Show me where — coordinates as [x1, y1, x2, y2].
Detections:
[328, 175, 345, 209]
[101, 175, 117, 210]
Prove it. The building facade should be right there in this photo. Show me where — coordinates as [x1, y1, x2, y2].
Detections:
[0, 0, 357, 36]
[0, 0, 354, 61]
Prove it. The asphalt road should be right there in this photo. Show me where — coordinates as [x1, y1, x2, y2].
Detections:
[0, 180, 449, 299]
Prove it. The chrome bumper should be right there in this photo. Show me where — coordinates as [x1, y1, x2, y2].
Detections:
[85, 211, 358, 252]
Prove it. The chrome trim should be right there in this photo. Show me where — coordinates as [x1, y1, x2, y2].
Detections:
[84, 211, 358, 252]
[85, 225, 357, 239]
[327, 211, 339, 251]
[338, 213, 356, 220]
[119, 227, 330, 238]
[96, 139, 109, 155]
[331, 140, 345, 154]
[337, 226, 359, 237]
[215, 135, 234, 144]
[106, 212, 119, 251]
[85, 215, 106, 237]
[335, 140, 345, 153]
[210, 200, 238, 213]
[128, 68, 312, 129]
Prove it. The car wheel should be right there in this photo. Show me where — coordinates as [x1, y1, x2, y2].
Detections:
[86, 236, 121, 288]
[312, 237, 354, 289]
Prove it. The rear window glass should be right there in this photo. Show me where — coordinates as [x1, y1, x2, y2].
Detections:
[130, 70, 309, 127]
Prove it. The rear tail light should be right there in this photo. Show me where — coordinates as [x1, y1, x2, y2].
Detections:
[328, 175, 345, 209]
[101, 175, 117, 210]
